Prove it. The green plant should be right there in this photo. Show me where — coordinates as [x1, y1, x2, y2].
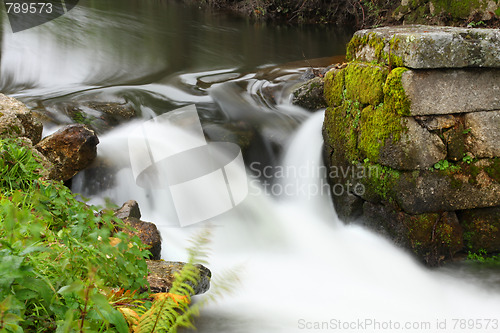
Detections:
[462, 154, 474, 164]
[434, 159, 450, 170]
[467, 249, 500, 265]
[0, 138, 231, 332]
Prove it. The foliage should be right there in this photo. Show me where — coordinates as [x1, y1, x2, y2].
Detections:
[0, 138, 232, 332]
[467, 249, 500, 266]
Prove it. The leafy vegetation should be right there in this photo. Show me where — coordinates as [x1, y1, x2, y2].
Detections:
[0, 138, 226, 332]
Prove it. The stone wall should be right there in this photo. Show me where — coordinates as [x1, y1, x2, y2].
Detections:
[322, 25, 500, 266]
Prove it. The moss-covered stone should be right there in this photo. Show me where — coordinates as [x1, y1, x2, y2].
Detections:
[357, 67, 410, 162]
[346, 32, 404, 67]
[344, 62, 389, 106]
[323, 68, 345, 107]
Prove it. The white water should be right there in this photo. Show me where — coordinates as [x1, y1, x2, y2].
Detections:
[90, 110, 500, 333]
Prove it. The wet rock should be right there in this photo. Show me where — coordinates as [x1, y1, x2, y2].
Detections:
[362, 202, 463, 266]
[0, 94, 43, 144]
[348, 25, 500, 69]
[459, 206, 500, 253]
[36, 124, 99, 181]
[64, 101, 136, 133]
[121, 217, 161, 260]
[465, 110, 500, 158]
[146, 260, 211, 295]
[115, 200, 142, 220]
[401, 69, 500, 116]
[291, 77, 327, 111]
[375, 117, 447, 170]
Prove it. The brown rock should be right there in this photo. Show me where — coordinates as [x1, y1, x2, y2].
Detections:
[36, 124, 99, 181]
[146, 260, 211, 295]
[122, 217, 161, 260]
[114, 200, 141, 220]
[465, 110, 500, 158]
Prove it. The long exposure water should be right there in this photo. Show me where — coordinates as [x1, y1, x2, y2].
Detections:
[2, 1, 500, 332]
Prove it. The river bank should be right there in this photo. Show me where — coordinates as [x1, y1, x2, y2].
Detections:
[183, 0, 500, 28]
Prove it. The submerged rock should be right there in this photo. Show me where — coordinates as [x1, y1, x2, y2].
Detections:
[146, 260, 211, 295]
[291, 77, 327, 111]
[36, 124, 99, 181]
[0, 93, 43, 144]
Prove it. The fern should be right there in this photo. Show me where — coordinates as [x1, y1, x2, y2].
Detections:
[132, 229, 211, 333]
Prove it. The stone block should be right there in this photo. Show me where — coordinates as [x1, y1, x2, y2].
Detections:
[348, 25, 500, 69]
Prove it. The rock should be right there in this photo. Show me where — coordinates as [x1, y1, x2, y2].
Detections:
[121, 217, 161, 260]
[458, 206, 500, 253]
[36, 124, 99, 181]
[347, 25, 500, 69]
[465, 110, 500, 158]
[401, 69, 500, 116]
[394, 164, 500, 214]
[115, 200, 142, 220]
[146, 260, 211, 295]
[0, 94, 43, 144]
[332, 192, 364, 223]
[414, 114, 457, 131]
[375, 117, 447, 170]
[291, 77, 327, 111]
[362, 202, 463, 266]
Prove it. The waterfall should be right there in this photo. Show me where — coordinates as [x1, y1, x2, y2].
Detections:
[85, 110, 500, 333]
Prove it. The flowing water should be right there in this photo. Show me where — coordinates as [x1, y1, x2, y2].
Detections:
[2, 1, 500, 332]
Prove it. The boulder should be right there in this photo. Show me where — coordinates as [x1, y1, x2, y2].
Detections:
[347, 25, 500, 69]
[0, 94, 43, 144]
[465, 110, 500, 158]
[291, 77, 327, 111]
[36, 124, 99, 181]
[114, 200, 142, 220]
[121, 217, 161, 260]
[401, 69, 500, 116]
[146, 260, 211, 295]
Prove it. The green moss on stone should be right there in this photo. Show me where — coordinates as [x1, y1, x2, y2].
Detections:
[383, 67, 411, 117]
[361, 162, 401, 201]
[323, 69, 345, 107]
[344, 62, 389, 106]
[431, 0, 483, 19]
[346, 33, 404, 67]
[356, 68, 410, 162]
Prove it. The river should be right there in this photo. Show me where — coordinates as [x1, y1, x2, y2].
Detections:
[2, 1, 500, 332]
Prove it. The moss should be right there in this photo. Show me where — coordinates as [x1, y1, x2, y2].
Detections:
[323, 102, 362, 164]
[346, 33, 404, 67]
[431, 0, 483, 19]
[361, 162, 401, 201]
[383, 67, 411, 117]
[484, 158, 500, 183]
[460, 207, 500, 253]
[323, 69, 345, 107]
[343, 62, 389, 106]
